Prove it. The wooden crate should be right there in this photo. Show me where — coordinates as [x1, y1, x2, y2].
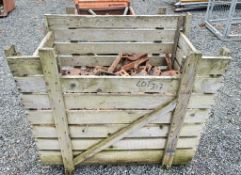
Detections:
[4, 14, 231, 174]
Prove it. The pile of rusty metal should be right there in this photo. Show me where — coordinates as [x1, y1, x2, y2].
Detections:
[74, 0, 135, 15]
[61, 53, 178, 76]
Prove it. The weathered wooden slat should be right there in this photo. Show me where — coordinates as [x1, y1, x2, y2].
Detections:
[32, 124, 204, 138]
[46, 15, 183, 30]
[197, 56, 231, 76]
[8, 55, 230, 77]
[177, 32, 197, 56]
[36, 137, 199, 151]
[27, 109, 209, 125]
[183, 13, 192, 35]
[58, 55, 166, 67]
[176, 47, 185, 65]
[54, 42, 174, 55]
[54, 29, 176, 42]
[15, 76, 46, 93]
[15, 75, 223, 94]
[39, 149, 195, 165]
[39, 48, 74, 173]
[60, 76, 178, 93]
[163, 51, 202, 167]
[21, 93, 214, 109]
[73, 99, 176, 165]
[7, 56, 42, 76]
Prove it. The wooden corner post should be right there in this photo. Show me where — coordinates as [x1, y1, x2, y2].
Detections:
[162, 51, 202, 168]
[39, 48, 74, 174]
[184, 12, 192, 36]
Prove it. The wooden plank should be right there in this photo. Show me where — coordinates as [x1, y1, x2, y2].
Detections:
[198, 56, 231, 76]
[46, 15, 183, 30]
[178, 33, 197, 56]
[33, 32, 54, 56]
[38, 48, 74, 173]
[54, 29, 176, 42]
[59, 55, 166, 67]
[7, 56, 230, 77]
[36, 137, 199, 151]
[66, 7, 76, 14]
[39, 149, 195, 165]
[176, 47, 185, 65]
[32, 124, 204, 138]
[183, 13, 192, 35]
[27, 109, 210, 125]
[15, 76, 46, 93]
[4, 45, 20, 57]
[54, 42, 174, 55]
[193, 77, 223, 94]
[16, 75, 223, 94]
[60, 76, 179, 93]
[162, 51, 202, 168]
[171, 16, 182, 64]
[7, 56, 42, 76]
[21, 93, 214, 109]
[73, 99, 176, 166]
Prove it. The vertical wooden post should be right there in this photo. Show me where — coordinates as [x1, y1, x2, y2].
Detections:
[162, 51, 202, 168]
[184, 12, 192, 36]
[171, 16, 182, 65]
[39, 48, 74, 174]
[219, 47, 231, 57]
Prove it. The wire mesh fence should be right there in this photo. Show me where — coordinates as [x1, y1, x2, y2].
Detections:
[205, 0, 241, 40]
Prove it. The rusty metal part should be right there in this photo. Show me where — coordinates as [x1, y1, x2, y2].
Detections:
[122, 57, 149, 71]
[74, 0, 130, 10]
[145, 62, 152, 73]
[115, 69, 130, 76]
[165, 53, 173, 70]
[161, 70, 178, 76]
[74, 0, 135, 15]
[0, 0, 15, 17]
[108, 53, 123, 73]
[151, 67, 162, 76]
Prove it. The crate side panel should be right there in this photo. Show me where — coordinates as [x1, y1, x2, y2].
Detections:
[46, 15, 181, 30]
[39, 149, 195, 165]
[54, 29, 176, 42]
[32, 124, 204, 138]
[54, 42, 174, 55]
[27, 109, 209, 125]
[21, 94, 215, 109]
[36, 137, 199, 151]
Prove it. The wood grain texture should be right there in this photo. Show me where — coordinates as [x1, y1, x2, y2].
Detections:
[21, 93, 214, 110]
[16, 76, 223, 94]
[39, 149, 195, 165]
[73, 99, 176, 165]
[58, 55, 166, 67]
[36, 137, 199, 151]
[32, 124, 204, 138]
[8, 55, 230, 77]
[54, 29, 176, 42]
[54, 42, 174, 55]
[162, 51, 202, 167]
[46, 15, 183, 30]
[39, 48, 74, 173]
[7, 56, 42, 76]
[27, 109, 210, 125]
